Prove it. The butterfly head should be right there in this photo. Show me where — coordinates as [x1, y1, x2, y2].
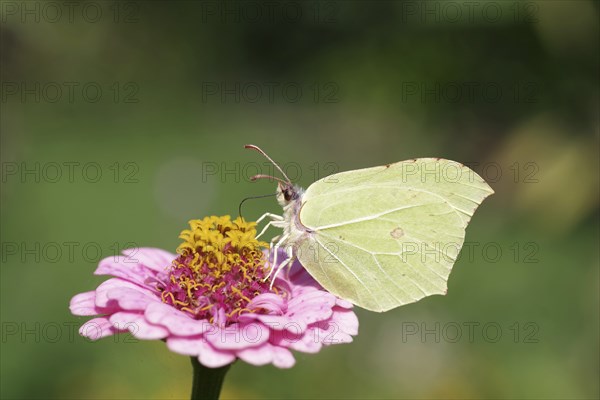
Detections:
[276, 182, 302, 206]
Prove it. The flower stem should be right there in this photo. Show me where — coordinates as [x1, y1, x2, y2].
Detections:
[190, 357, 231, 400]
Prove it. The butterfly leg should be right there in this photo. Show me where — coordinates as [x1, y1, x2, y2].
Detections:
[256, 220, 284, 240]
[256, 212, 284, 224]
[255, 212, 285, 240]
[264, 233, 289, 281]
[261, 234, 281, 281]
[269, 245, 294, 289]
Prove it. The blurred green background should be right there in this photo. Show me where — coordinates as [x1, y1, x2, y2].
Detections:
[1, 1, 598, 399]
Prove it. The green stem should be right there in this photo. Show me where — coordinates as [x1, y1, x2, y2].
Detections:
[190, 357, 231, 400]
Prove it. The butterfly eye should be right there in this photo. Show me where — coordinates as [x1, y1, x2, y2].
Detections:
[283, 189, 293, 202]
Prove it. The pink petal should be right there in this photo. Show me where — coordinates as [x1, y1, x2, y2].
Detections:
[336, 298, 354, 309]
[122, 248, 176, 272]
[95, 278, 156, 308]
[197, 345, 236, 368]
[289, 334, 323, 353]
[287, 290, 336, 311]
[310, 320, 354, 345]
[286, 290, 336, 326]
[330, 308, 359, 335]
[70, 291, 99, 316]
[166, 336, 207, 356]
[106, 287, 158, 311]
[144, 302, 212, 336]
[205, 323, 269, 351]
[270, 329, 323, 354]
[108, 312, 169, 340]
[291, 303, 334, 323]
[248, 293, 286, 313]
[238, 313, 303, 332]
[236, 342, 296, 368]
[95, 255, 158, 287]
[285, 260, 320, 289]
[168, 337, 237, 369]
[79, 317, 120, 340]
[291, 283, 322, 298]
[236, 343, 274, 366]
[271, 346, 295, 368]
[167, 337, 236, 368]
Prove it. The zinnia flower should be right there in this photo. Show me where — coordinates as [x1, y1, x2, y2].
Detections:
[70, 216, 358, 369]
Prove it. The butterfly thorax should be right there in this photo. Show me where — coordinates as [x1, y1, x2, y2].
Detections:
[278, 184, 308, 245]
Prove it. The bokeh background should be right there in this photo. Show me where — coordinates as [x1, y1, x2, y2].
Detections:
[1, 1, 598, 399]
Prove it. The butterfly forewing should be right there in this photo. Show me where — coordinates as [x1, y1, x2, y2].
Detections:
[296, 158, 493, 312]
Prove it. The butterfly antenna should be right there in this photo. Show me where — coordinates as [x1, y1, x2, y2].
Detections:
[238, 192, 277, 218]
[249, 174, 289, 184]
[244, 144, 292, 184]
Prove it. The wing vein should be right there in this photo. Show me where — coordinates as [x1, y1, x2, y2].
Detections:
[318, 231, 445, 297]
[313, 237, 381, 308]
[314, 203, 438, 230]
[371, 254, 417, 301]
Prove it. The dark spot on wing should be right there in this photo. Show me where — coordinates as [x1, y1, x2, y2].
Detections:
[390, 227, 404, 239]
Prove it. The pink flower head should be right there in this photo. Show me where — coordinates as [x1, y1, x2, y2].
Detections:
[70, 216, 358, 368]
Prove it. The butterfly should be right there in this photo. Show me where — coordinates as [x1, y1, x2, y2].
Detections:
[245, 145, 494, 312]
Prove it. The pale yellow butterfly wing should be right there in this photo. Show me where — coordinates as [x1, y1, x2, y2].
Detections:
[295, 158, 493, 312]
